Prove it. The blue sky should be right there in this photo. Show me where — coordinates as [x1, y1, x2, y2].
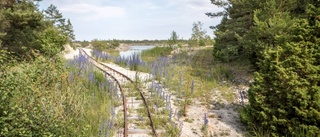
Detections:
[39, 0, 222, 41]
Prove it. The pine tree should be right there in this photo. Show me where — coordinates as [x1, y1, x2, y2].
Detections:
[207, 0, 314, 63]
[242, 4, 320, 136]
[65, 19, 75, 41]
[0, 1, 73, 60]
[0, 0, 44, 59]
[207, 0, 258, 61]
[44, 4, 75, 41]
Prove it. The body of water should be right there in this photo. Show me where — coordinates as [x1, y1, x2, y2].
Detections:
[119, 45, 155, 58]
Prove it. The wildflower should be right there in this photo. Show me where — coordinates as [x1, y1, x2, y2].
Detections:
[204, 113, 208, 126]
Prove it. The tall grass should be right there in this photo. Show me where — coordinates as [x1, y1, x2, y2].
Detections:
[66, 53, 120, 136]
[141, 46, 172, 62]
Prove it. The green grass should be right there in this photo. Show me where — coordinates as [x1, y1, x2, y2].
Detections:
[105, 49, 119, 57]
[141, 46, 173, 62]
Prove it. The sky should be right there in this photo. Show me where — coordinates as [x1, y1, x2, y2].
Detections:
[39, 0, 223, 41]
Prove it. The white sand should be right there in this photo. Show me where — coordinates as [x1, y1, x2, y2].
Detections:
[62, 44, 92, 60]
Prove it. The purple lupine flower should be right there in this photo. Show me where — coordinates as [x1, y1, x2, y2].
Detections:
[112, 106, 116, 118]
[108, 120, 113, 130]
[151, 80, 154, 90]
[239, 91, 244, 105]
[162, 91, 165, 100]
[204, 113, 208, 126]
[93, 49, 111, 60]
[166, 95, 169, 103]
[88, 72, 95, 83]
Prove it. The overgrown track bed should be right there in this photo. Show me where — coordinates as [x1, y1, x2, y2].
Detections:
[79, 48, 158, 137]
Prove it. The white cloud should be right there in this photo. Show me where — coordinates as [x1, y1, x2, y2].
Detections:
[39, 0, 222, 40]
[168, 0, 222, 12]
[59, 3, 125, 20]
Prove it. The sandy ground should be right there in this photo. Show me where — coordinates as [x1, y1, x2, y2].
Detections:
[62, 44, 92, 60]
[179, 99, 244, 137]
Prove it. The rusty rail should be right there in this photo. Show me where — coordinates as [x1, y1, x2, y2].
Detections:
[79, 48, 158, 137]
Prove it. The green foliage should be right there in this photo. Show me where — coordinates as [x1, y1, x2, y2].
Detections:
[0, 1, 111, 136]
[210, 0, 320, 136]
[0, 1, 73, 60]
[0, 57, 67, 136]
[0, 55, 117, 136]
[209, 0, 320, 63]
[208, 0, 258, 62]
[141, 46, 172, 62]
[38, 27, 67, 57]
[1, 1, 45, 59]
[167, 31, 179, 47]
[190, 21, 210, 46]
[44, 4, 75, 41]
[91, 39, 120, 51]
[91, 39, 107, 50]
[241, 4, 320, 136]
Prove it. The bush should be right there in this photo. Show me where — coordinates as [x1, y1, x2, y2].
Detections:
[241, 7, 320, 136]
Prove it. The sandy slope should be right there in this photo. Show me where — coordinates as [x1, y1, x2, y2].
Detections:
[62, 44, 92, 60]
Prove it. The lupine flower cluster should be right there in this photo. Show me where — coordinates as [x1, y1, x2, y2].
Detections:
[204, 113, 208, 127]
[149, 57, 173, 80]
[66, 51, 121, 137]
[92, 49, 112, 60]
[169, 108, 173, 122]
[191, 80, 194, 93]
[67, 53, 119, 99]
[165, 94, 171, 110]
[114, 53, 145, 70]
[65, 52, 93, 82]
[99, 103, 116, 137]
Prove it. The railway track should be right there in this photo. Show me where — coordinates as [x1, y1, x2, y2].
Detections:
[79, 48, 158, 137]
